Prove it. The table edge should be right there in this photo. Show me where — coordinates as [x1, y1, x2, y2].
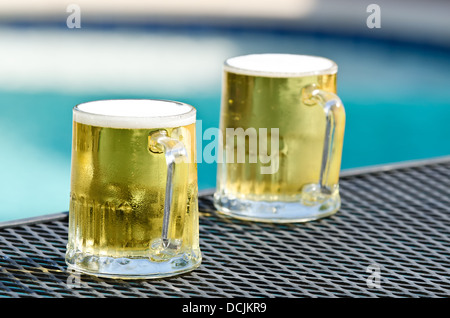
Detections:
[1, 155, 449, 229]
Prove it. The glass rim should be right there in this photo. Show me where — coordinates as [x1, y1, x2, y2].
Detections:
[73, 99, 196, 129]
[223, 53, 338, 78]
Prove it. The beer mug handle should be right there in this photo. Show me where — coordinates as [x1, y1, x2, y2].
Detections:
[149, 130, 188, 249]
[302, 84, 344, 196]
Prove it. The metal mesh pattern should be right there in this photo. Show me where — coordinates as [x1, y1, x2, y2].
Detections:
[0, 159, 449, 297]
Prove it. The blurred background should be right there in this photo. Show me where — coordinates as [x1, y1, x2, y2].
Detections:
[0, 0, 449, 221]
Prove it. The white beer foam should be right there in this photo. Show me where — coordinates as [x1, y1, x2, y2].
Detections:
[224, 54, 337, 77]
[73, 99, 196, 129]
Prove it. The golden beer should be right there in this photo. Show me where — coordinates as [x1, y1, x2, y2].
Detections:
[66, 100, 201, 278]
[214, 54, 346, 222]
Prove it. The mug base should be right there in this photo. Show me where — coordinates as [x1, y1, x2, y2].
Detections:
[213, 192, 340, 223]
[65, 250, 201, 280]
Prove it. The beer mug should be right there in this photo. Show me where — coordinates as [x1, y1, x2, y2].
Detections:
[65, 99, 201, 279]
[214, 54, 346, 223]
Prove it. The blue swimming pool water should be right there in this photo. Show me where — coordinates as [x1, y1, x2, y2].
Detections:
[1, 27, 450, 221]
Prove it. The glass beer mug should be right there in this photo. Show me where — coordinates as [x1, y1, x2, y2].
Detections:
[65, 99, 201, 279]
[214, 54, 346, 223]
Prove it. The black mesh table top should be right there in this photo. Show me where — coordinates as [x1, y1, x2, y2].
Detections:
[0, 157, 449, 298]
